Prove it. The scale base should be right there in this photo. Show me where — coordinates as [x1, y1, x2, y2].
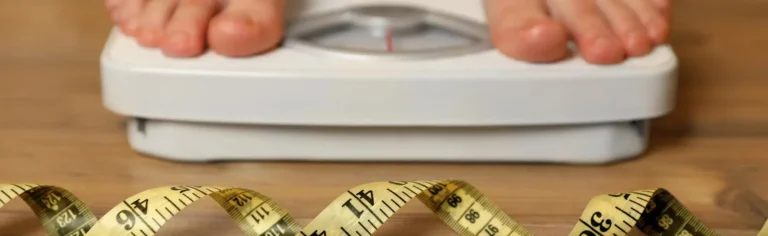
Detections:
[126, 118, 650, 164]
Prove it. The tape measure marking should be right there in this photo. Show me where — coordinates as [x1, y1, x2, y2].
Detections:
[0, 181, 766, 236]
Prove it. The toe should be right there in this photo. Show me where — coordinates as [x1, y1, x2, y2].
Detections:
[109, 0, 130, 23]
[621, 0, 670, 44]
[208, 0, 285, 57]
[106, 0, 122, 11]
[115, 0, 148, 35]
[485, 0, 570, 63]
[161, 0, 219, 57]
[651, 0, 672, 20]
[136, 0, 178, 47]
[548, 0, 626, 64]
[596, 0, 652, 57]
[106, 0, 125, 21]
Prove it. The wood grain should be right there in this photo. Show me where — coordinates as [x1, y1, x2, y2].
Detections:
[0, 0, 767, 235]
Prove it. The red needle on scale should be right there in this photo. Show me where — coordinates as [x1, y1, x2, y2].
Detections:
[386, 28, 393, 52]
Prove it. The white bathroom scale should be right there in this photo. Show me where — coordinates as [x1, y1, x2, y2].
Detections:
[99, 0, 679, 164]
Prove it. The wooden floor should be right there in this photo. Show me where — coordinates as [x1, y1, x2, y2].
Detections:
[1, 0, 767, 235]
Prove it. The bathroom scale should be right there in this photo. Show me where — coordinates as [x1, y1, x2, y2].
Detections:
[99, 0, 678, 163]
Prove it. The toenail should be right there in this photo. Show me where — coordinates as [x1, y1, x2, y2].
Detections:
[645, 24, 665, 42]
[105, 0, 120, 7]
[627, 32, 643, 45]
[594, 37, 613, 51]
[125, 19, 139, 32]
[167, 32, 189, 48]
[213, 14, 257, 34]
[140, 30, 158, 44]
[626, 32, 650, 54]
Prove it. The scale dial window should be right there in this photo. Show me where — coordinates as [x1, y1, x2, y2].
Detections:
[284, 5, 493, 60]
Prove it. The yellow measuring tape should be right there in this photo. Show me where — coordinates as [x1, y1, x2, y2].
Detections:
[0, 180, 766, 236]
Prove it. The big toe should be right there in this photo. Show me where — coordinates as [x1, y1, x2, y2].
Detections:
[208, 0, 284, 57]
[549, 0, 626, 64]
[486, 0, 569, 63]
[492, 19, 570, 63]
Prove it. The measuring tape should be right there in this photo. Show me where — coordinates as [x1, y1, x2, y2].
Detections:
[0, 180, 766, 236]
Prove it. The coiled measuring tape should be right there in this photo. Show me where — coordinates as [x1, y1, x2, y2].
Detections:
[0, 180, 766, 236]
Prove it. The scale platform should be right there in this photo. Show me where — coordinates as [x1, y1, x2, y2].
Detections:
[99, 0, 678, 164]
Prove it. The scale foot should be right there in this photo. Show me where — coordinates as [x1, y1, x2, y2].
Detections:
[126, 118, 650, 164]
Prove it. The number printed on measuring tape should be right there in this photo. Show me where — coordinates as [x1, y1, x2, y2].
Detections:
[0, 180, 766, 236]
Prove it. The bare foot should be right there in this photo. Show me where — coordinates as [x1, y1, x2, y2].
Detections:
[105, 0, 669, 64]
[105, 0, 284, 57]
[485, 0, 671, 64]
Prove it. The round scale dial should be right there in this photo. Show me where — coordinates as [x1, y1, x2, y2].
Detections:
[284, 5, 492, 60]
